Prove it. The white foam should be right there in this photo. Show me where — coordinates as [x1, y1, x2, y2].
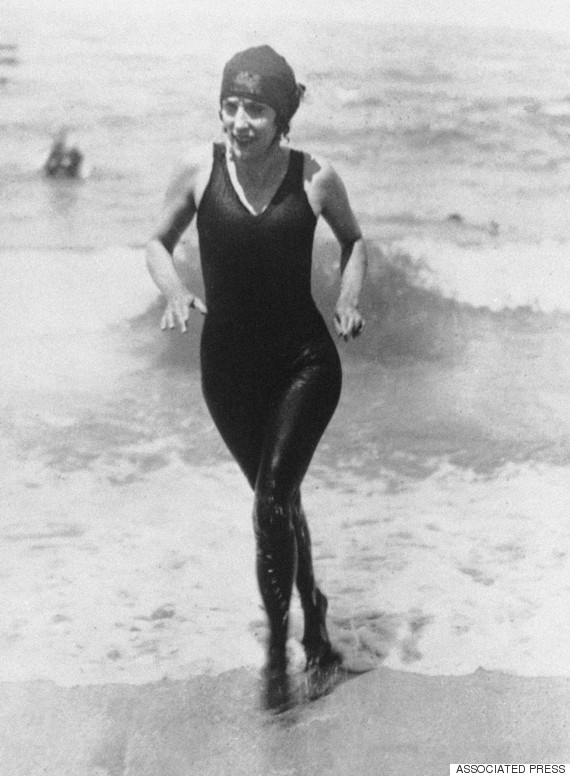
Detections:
[1, 456, 568, 683]
[394, 238, 570, 313]
[309, 461, 570, 678]
[542, 100, 570, 118]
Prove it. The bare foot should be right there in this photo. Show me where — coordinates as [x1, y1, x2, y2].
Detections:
[261, 664, 297, 713]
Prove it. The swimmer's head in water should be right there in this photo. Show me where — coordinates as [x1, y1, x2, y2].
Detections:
[220, 45, 305, 136]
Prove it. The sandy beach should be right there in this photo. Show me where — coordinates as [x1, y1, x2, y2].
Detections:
[1, 668, 569, 775]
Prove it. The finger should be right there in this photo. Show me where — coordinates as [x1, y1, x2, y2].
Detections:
[174, 301, 190, 333]
[192, 297, 208, 315]
[353, 319, 365, 338]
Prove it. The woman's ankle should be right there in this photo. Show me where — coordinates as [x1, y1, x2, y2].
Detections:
[301, 588, 329, 648]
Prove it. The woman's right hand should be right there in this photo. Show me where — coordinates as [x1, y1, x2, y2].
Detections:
[161, 291, 207, 333]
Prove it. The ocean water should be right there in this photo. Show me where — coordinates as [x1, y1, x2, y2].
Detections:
[1, 3, 569, 682]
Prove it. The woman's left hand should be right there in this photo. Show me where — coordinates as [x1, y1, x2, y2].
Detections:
[334, 301, 365, 340]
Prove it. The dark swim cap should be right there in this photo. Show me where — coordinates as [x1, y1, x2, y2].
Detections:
[220, 45, 303, 121]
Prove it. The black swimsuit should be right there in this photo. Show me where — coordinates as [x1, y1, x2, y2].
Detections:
[197, 142, 342, 664]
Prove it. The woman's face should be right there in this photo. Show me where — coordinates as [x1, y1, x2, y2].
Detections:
[220, 96, 279, 161]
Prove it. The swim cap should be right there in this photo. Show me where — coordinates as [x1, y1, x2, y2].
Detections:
[220, 45, 303, 122]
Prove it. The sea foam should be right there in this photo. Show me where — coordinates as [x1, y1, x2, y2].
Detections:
[391, 238, 570, 314]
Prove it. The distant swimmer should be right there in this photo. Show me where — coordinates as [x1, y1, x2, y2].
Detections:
[146, 45, 368, 710]
[44, 129, 84, 179]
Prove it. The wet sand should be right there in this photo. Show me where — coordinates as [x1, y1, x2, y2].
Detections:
[1, 668, 568, 775]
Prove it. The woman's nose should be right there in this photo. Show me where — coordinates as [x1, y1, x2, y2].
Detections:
[233, 104, 249, 128]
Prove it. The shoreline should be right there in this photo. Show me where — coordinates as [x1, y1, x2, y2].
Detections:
[1, 667, 568, 775]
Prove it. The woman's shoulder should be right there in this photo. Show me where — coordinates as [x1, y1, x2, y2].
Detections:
[173, 144, 217, 185]
[298, 150, 344, 190]
[164, 144, 217, 208]
[297, 150, 346, 215]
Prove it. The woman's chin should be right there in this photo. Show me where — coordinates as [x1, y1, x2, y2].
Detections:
[228, 139, 266, 161]
[232, 145, 254, 161]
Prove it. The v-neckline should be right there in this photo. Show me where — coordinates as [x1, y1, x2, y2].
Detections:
[223, 147, 293, 218]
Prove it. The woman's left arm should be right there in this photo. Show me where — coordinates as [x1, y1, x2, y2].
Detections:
[317, 162, 368, 340]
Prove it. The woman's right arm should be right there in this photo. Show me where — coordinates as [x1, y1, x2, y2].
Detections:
[145, 163, 208, 333]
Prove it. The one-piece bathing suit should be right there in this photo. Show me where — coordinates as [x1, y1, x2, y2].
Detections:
[197, 142, 342, 660]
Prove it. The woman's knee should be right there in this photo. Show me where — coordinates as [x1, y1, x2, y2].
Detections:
[253, 484, 295, 536]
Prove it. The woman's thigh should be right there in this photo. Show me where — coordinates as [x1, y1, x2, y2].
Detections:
[256, 350, 342, 499]
[201, 372, 263, 489]
[201, 333, 341, 494]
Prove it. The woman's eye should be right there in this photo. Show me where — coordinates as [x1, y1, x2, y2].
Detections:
[221, 100, 267, 119]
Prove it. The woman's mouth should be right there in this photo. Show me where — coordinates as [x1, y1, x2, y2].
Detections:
[232, 134, 255, 147]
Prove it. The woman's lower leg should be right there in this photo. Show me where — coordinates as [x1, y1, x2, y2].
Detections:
[291, 493, 330, 643]
[251, 357, 342, 672]
[253, 492, 297, 670]
[292, 493, 342, 668]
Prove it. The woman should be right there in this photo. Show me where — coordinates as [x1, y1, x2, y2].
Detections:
[146, 45, 367, 704]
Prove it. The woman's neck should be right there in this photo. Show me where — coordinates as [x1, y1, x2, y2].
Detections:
[226, 138, 287, 188]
